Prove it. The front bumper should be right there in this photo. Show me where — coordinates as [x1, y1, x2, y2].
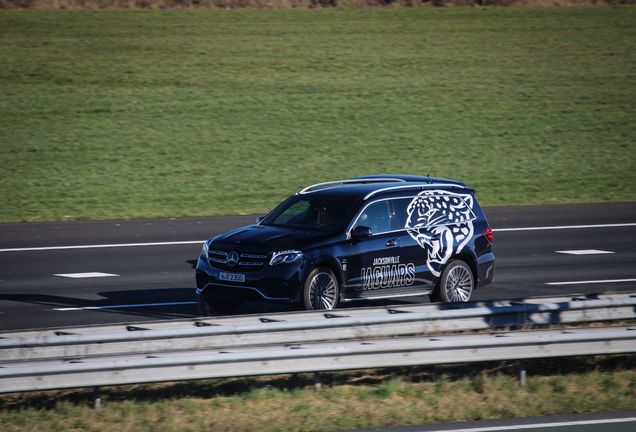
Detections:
[195, 256, 308, 304]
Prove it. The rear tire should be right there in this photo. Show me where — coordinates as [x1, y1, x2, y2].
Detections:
[430, 260, 474, 303]
[302, 267, 339, 311]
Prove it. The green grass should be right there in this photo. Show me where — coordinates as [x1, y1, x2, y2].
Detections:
[2, 356, 636, 431]
[1, 7, 635, 222]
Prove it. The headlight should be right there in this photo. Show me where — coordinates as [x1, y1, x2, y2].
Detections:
[270, 250, 303, 266]
[201, 242, 209, 259]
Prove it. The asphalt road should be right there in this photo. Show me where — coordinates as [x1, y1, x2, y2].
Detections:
[344, 410, 636, 432]
[0, 202, 634, 332]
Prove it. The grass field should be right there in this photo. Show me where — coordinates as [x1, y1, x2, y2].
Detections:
[1, 6, 635, 222]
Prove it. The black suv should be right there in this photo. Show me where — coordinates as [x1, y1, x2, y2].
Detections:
[196, 175, 494, 311]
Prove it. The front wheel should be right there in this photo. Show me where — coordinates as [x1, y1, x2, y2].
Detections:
[302, 267, 339, 311]
[430, 260, 474, 303]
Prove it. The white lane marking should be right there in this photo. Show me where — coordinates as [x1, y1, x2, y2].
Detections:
[494, 222, 636, 232]
[430, 416, 636, 431]
[54, 272, 120, 279]
[0, 240, 205, 253]
[53, 301, 199, 311]
[0, 222, 634, 253]
[546, 278, 636, 286]
[556, 249, 615, 255]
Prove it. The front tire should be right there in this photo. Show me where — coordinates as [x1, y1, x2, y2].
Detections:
[431, 260, 474, 303]
[302, 267, 339, 311]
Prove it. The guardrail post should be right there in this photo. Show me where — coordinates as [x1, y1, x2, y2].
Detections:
[518, 360, 527, 387]
[314, 372, 322, 390]
[93, 387, 102, 410]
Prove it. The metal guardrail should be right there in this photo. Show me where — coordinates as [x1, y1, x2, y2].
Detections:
[1, 292, 635, 395]
[2, 326, 635, 394]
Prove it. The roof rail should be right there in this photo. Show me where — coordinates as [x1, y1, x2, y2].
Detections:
[363, 183, 470, 200]
[299, 178, 406, 194]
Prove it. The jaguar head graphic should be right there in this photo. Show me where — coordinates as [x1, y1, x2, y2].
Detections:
[405, 190, 475, 277]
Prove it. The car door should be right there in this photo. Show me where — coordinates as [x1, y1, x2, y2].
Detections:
[341, 200, 402, 296]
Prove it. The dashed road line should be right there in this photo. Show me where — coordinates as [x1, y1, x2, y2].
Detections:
[556, 249, 614, 255]
[493, 222, 636, 232]
[54, 272, 120, 279]
[53, 301, 199, 311]
[426, 416, 636, 431]
[546, 278, 636, 286]
[0, 240, 204, 253]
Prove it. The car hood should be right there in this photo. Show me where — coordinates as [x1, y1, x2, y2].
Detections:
[209, 224, 336, 252]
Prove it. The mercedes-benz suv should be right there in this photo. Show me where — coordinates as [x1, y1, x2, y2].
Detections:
[196, 175, 494, 311]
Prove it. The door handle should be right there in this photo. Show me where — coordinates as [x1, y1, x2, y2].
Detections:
[386, 239, 397, 247]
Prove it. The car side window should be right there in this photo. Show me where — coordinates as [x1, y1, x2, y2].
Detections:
[392, 198, 411, 229]
[353, 201, 391, 234]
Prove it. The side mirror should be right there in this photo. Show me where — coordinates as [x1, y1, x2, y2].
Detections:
[256, 216, 265, 224]
[351, 225, 372, 240]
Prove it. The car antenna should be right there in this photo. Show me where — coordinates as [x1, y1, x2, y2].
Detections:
[426, 162, 435, 183]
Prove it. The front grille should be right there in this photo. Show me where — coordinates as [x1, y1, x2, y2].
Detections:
[208, 248, 268, 272]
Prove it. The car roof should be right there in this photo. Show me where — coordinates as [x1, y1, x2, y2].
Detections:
[297, 174, 474, 202]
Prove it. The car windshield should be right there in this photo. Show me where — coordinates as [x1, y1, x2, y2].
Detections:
[261, 196, 359, 233]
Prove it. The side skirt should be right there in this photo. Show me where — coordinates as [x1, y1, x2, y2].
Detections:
[340, 285, 434, 303]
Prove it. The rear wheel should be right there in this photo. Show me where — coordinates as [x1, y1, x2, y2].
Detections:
[302, 267, 339, 311]
[430, 260, 474, 303]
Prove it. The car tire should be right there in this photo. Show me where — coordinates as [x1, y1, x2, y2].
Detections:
[302, 267, 339, 311]
[430, 260, 474, 303]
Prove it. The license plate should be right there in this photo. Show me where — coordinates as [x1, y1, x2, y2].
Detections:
[219, 272, 245, 283]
